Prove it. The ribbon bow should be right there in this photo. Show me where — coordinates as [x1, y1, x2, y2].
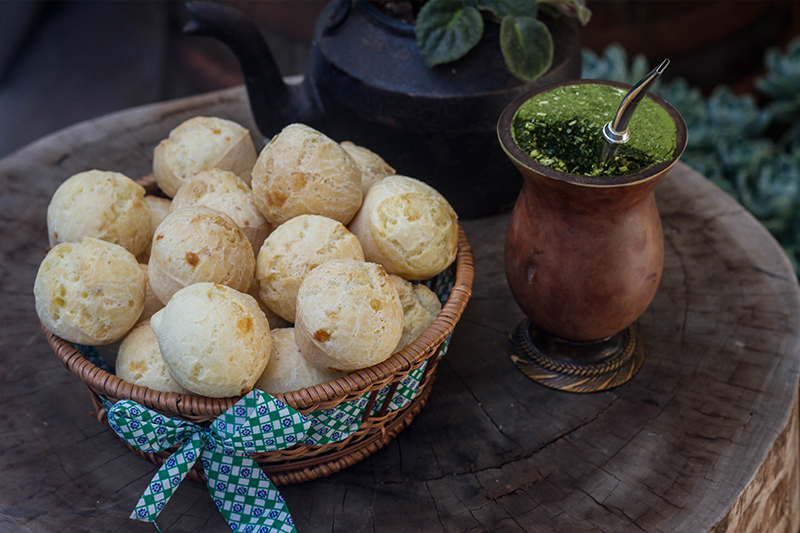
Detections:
[107, 390, 311, 533]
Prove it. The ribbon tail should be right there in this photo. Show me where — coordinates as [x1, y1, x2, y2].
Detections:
[203, 447, 297, 533]
[130, 432, 206, 523]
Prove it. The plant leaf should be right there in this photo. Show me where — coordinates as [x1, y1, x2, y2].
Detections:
[416, 0, 484, 66]
[536, 0, 591, 25]
[500, 15, 553, 81]
[755, 36, 800, 121]
[477, 0, 537, 19]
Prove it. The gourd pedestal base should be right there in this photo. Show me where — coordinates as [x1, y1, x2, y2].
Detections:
[508, 319, 645, 393]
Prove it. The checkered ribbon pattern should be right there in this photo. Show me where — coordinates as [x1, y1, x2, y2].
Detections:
[80, 267, 456, 531]
[106, 390, 311, 533]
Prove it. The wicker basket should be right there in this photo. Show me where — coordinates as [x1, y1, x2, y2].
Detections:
[43, 190, 474, 485]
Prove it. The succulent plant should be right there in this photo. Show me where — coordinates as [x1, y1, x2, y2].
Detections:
[701, 87, 772, 146]
[779, 122, 800, 154]
[715, 138, 774, 179]
[756, 36, 800, 122]
[734, 147, 800, 236]
[581, 44, 651, 87]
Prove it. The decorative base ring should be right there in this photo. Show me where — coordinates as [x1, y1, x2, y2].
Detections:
[508, 319, 645, 393]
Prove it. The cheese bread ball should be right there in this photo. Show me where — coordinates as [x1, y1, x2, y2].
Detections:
[47, 170, 151, 257]
[255, 328, 344, 394]
[171, 168, 271, 253]
[146, 195, 172, 232]
[255, 215, 364, 323]
[34, 238, 146, 345]
[340, 141, 395, 194]
[389, 275, 442, 352]
[138, 195, 173, 263]
[251, 124, 362, 225]
[348, 175, 458, 280]
[149, 283, 272, 397]
[246, 280, 291, 329]
[136, 194, 172, 263]
[116, 321, 188, 394]
[147, 206, 255, 304]
[153, 116, 257, 197]
[137, 263, 165, 324]
[145, 195, 172, 237]
[295, 259, 403, 372]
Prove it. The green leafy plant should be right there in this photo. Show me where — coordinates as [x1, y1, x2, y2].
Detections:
[583, 42, 800, 274]
[415, 0, 590, 81]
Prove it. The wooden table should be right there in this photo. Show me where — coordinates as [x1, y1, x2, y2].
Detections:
[2, 87, 799, 533]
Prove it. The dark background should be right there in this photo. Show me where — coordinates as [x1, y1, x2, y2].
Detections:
[1, 0, 798, 160]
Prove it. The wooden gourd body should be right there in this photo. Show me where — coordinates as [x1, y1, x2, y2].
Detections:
[505, 168, 667, 342]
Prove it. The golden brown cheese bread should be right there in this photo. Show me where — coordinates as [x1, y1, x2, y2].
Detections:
[145, 195, 172, 236]
[340, 141, 395, 194]
[246, 279, 291, 329]
[47, 170, 151, 257]
[136, 263, 165, 324]
[348, 175, 458, 280]
[255, 328, 344, 394]
[250, 124, 362, 226]
[254, 214, 364, 323]
[149, 282, 271, 397]
[116, 320, 189, 394]
[138, 195, 172, 263]
[34, 238, 146, 345]
[147, 206, 255, 304]
[153, 116, 257, 197]
[171, 168, 272, 254]
[294, 259, 403, 372]
[389, 275, 442, 353]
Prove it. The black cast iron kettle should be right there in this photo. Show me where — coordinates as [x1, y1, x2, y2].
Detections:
[182, 0, 581, 218]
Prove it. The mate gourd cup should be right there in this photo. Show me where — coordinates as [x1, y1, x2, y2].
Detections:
[497, 79, 687, 393]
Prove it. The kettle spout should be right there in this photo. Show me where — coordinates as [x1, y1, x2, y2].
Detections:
[182, 1, 315, 138]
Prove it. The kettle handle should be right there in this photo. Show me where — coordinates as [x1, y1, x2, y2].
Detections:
[182, 2, 313, 137]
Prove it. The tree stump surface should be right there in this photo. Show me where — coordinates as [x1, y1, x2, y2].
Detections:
[0, 87, 798, 533]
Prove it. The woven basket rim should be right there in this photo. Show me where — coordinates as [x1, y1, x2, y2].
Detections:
[45, 225, 474, 415]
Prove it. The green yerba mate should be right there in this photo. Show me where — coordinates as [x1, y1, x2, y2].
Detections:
[512, 84, 677, 177]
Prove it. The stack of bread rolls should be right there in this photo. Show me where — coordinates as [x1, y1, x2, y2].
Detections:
[35, 118, 458, 398]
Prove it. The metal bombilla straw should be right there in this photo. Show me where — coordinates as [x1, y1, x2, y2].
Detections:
[599, 59, 670, 166]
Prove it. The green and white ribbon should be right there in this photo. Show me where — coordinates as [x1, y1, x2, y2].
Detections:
[107, 390, 310, 532]
[301, 394, 370, 446]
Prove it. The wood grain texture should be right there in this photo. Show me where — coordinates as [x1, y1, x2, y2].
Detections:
[0, 86, 798, 532]
[712, 399, 799, 533]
